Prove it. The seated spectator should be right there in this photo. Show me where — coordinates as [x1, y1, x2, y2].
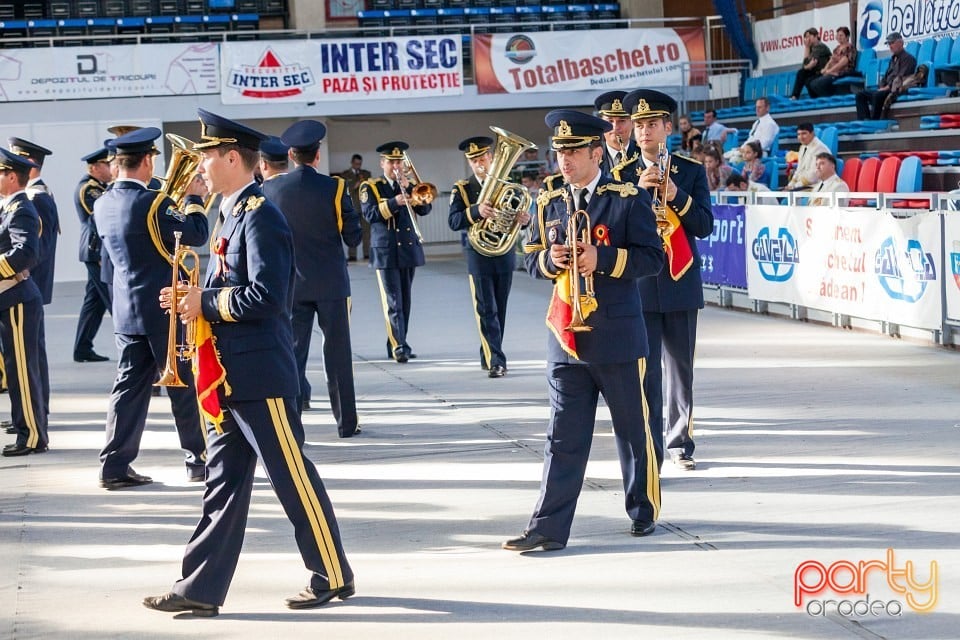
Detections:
[703, 143, 733, 191]
[785, 123, 830, 190]
[701, 109, 737, 146]
[856, 32, 917, 120]
[739, 141, 768, 186]
[807, 26, 856, 98]
[678, 115, 702, 153]
[725, 173, 770, 193]
[792, 28, 832, 100]
[746, 97, 780, 156]
[879, 64, 929, 119]
[690, 142, 705, 163]
[807, 153, 850, 206]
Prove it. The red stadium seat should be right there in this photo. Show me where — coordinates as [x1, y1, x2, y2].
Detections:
[849, 156, 881, 206]
[840, 157, 861, 190]
[876, 156, 901, 193]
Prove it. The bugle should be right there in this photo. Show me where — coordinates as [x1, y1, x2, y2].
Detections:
[563, 186, 595, 333]
[156, 231, 202, 388]
[651, 142, 672, 236]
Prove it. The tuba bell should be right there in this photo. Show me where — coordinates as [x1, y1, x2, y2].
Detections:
[160, 134, 203, 208]
[467, 126, 537, 257]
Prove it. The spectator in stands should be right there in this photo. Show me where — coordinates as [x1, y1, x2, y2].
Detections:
[880, 64, 929, 119]
[807, 26, 855, 98]
[678, 115, 702, 154]
[785, 123, 830, 190]
[690, 142, 705, 163]
[745, 97, 779, 156]
[791, 28, 832, 100]
[739, 141, 768, 186]
[725, 173, 770, 193]
[703, 144, 733, 191]
[856, 32, 917, 120]
[807, 153, 849, 206]
[701, 109, 737, 146]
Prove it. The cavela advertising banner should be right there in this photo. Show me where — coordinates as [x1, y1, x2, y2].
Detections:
[220, 37, 463, 104]
[0, 42, 218, 102]
[473, 28, 705, 95]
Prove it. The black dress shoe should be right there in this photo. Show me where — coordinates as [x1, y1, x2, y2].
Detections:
[73, 351, 109, 363]
[488, 365, 506, 378]
[2, 442, 47, 456]
[339, 426, 361, 438]
[502, 531, 565, 552]
[631, 520, 656, 537]
[406, 351, 417, 359]
[393, 348, 408, 363]
[285, 581, 355, 609]
[347, 256, 357, 262]
[187, 469, 206, 482]
[302, 399, 312, 412]
[100, 471, 153, 490]
[143, 592, 219, 617]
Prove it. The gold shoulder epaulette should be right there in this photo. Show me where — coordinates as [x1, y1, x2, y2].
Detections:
[597, 182, 639, 198]
[674, 153, 702, 166]
[536, 187, 565, 208]
[237, 195, 264, 215]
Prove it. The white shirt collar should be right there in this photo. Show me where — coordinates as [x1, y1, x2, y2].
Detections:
[219, 181, 257, 217]
[1, 189, 26, 208]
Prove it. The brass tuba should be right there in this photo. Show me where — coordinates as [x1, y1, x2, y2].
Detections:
[160, 134, 203, 208]
[399, 151, 437, 206]
[467, 126, 537, 257]
[156, 231, 202, 387]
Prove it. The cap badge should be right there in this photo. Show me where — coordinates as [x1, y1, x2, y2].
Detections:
[468, 143, 479, 154]
[611, 98, 623, 112]
[392, 147, 401, 157]
[557, 120, 572, 136]
[637, 99, 650, 114]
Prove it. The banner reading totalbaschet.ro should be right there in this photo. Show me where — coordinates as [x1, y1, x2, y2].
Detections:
[220, 37, 463, 104]
[472, 28, 705, 95]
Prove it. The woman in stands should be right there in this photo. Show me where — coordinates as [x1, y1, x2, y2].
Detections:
[807, 26, 855, 98]
[678, 115, 702, 154]
[739, 141, 768, 187]
[703, 143, 733, 191]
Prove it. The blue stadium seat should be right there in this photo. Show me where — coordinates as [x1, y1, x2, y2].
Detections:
[905, 40, 920, 59]
[895, 155, 923, 192]
[820, 126, 839, 156]
[916, 38, 936, 66]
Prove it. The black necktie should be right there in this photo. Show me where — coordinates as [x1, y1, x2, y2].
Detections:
[614, 151, 623, 165]
[577, 188, 589, 211]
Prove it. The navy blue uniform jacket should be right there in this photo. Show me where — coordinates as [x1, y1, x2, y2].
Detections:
[27, 180, 58, 305]
[525, 177, 663, 364]
[94, 181, 208, 335]
[0, 192, 42, 310]
[600, 139, 642, 185]
[358, 177, 430, 270]
[74, 175, 107, 263]
[638, 154, 713, 312]
[199, 184, 299, 402]
[448, 174, 515, 274]
[262, 165, 362, 302]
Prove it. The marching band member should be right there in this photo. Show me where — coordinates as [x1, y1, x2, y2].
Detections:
[624, 89, 714, 471]
[503, 110, 663, 551]
[595, 90, 641, 184]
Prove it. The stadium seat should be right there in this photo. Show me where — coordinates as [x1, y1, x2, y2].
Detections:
[905, 40, 921, 59]
[896, 156, 923, 192]
[832, 48, 875, 92]
[876, 156, 901, 193]
[820, 126, 838, 156]
[840, 157, 861, 190]
[763, 157, 779, 189]
[850, 156, 881, 206]
[916, 38, 936, 66]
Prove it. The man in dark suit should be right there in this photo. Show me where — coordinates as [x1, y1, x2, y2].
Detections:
[856, 32, 917, 120]
[144, 109, 354, 617]
[595, 90, 641, 184]
[262, 120, 362, 436]
[359, 141, 432, 363]
[624, 89, 715, 471]
[340, 154, 371, 263]
[503, 110, 663, 552]
[448, 135, 530, 378]
[9, 138, 58, 420]
[73, 147, 113, 363]
[0, 148, 48, 457]
[93, 127, 208, 489]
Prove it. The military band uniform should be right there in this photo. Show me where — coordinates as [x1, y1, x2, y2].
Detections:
[359, 144, 431, 362]
[340, 163, 371, 261]
[24, 177, 57, 417]
[173, 179, 353, 609]
[73, 164, 112, 360]
[448, 162, 515, 373]
[595, 92, 642, 185]
[600, 138, 641, 185]
[0, 187, 47, 455]
[94, 175, 208, 483]
[262, 120, 363, 436]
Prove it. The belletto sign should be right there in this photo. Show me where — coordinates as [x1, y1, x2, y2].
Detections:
[219, 37, 464, 104]
[472, 28, 706, 94]
[0, 42, 218, 102]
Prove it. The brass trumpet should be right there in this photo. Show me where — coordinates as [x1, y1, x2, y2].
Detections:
[651, 142, 672, 237]
[563, 186, 595, 333]
[156, 231, 201, 388]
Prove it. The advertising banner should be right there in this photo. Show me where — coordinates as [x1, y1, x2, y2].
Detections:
[746, 205, 942, 330]
[943, 213, 960, 321]
[856, 0, 959, 53]
[472, 27, 705, 95]
[0, 42, 218, 102]
[220, 37, 463, 104]
[753, 3, 851, 71]
[697, 204, 747, 288]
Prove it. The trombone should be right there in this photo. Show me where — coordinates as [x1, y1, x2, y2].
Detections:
[156, 231, 201, 388]
[393, 167, 426, 243]
[563, 186, 595, 333]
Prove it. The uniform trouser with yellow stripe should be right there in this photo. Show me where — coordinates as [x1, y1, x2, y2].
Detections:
[173, 397, 353, 606]
[0, 300, 47, 449]
[468, 272, 512, 370]
[526, 360, 660, 545]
